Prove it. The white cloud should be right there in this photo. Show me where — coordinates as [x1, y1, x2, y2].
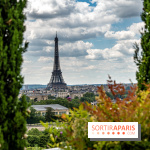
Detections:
[84, 65, 97, 70]
[105, 31, 135, 40]
[89, 22, 144, 62]
[59, 41, 93, 57]
[86, 47, 124, 60]
[105, 22, 144, 40]
[127, 22, 145, 34]
[26, 40, 93, 58]
[23, 58, 32, 64]
[26, 0, 75, 19]
[86, 38, 141, 61]
[22, 67, 28, 74]
[38, 57, 52, 62]
[60, 57, 86, 68]
[43, 46, 54, 53]
[92, 0, 142, 18]
[41, 66, 52, 71]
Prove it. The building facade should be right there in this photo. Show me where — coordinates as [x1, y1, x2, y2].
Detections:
[31, 104, 69, 116]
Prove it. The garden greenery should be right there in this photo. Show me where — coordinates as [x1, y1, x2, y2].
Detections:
[41, 78, 150, 150]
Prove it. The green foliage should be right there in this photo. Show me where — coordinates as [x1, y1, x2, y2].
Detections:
[40, 121, 67, 148]
[32, 93, 96, 109]
[106, 90, 127, 100]
[83, 92, 95, 98]
[80, 92, 96, 103]
[134, 0, 150, 91]
[33, 98, 80, 109]
[26, 96, 31, 102]
[34, 98, 38, 102]
[0, 0, 29, 149]
[27, 128, 42, 136]
[19, 95, 30, 102]
[105, 91, 114, 99]
[60, 79, 150, 150]
[39, 135, 49, 148]
[27, 134, 49, 148]
[45, 107, 55, 122]
[27, 122, 67, 148]
[60, 104, 96, 150]
[27, 135, 40, 147]
[48, 95, 55, 99]
[0, 127, 4, 148]
[27, 128, 49, 148]
[27, 107, 45, 124]
[74, 96, 79, 99]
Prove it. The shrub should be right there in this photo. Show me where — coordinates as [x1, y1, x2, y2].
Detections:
[39, 135, 50, 148]
[40, 121, 67, 148]
[27, 128, 50, 148]
[27, 135, 40, 147]
[27, 128, 42, 136]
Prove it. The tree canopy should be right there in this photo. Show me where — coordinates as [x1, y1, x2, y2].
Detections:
[0, 1, 28, 149]
[134, 0, 150, 90]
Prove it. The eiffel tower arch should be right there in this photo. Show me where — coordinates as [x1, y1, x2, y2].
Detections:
[46, 33, 67, 90]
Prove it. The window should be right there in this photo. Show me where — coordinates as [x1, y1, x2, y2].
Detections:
[42, 112, 45, 116]
[59, 111, 66, 115]
[55, 112, 58, 115]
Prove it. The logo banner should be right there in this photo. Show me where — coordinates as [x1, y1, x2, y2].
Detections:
[88, 122, 141, 141]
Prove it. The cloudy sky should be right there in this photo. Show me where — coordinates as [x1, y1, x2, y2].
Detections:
[22, 0, 144, 85]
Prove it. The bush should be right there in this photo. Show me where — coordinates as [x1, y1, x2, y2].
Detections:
[40, 121, 67, 148]
[39, 135, 50, 148]
[27, 128, 42, 136]
[27, 135, 40, 147]
[27, 128, 50, 148]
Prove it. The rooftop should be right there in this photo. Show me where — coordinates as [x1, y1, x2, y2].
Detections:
[31, 104, 69, 111]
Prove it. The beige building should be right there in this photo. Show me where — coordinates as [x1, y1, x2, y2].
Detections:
[29, 94, 48, 101]
[57, 92, 69, 98]
[31, 104, 69, 116]
[70, 93, 83, 99]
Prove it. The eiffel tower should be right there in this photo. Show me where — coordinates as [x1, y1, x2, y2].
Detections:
[46, 33, 67, 90]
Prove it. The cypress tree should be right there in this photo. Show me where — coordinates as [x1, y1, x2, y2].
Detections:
[0, 0, 28, 149]
[134, 0, 150, 91]
[45, 107, 55, 122]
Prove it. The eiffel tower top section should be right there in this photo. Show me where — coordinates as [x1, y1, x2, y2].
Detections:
[46, 33, 67, 90]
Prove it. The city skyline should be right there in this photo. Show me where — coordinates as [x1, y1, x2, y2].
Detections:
[22, 0, 143, 85]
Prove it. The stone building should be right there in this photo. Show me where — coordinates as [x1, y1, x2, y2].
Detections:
[31, 104, 69, 116]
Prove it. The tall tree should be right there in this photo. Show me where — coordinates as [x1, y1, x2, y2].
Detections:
[134, 0, 150, 91]
[0, 0, 28, 149]
[45, 107, 55, 122]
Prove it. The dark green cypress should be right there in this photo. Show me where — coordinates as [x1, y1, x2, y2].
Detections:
[0, 0, 28, 149]
[134, 0, 150, 91]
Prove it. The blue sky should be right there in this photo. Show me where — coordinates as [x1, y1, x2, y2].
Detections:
[23, 0, 144, 85]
